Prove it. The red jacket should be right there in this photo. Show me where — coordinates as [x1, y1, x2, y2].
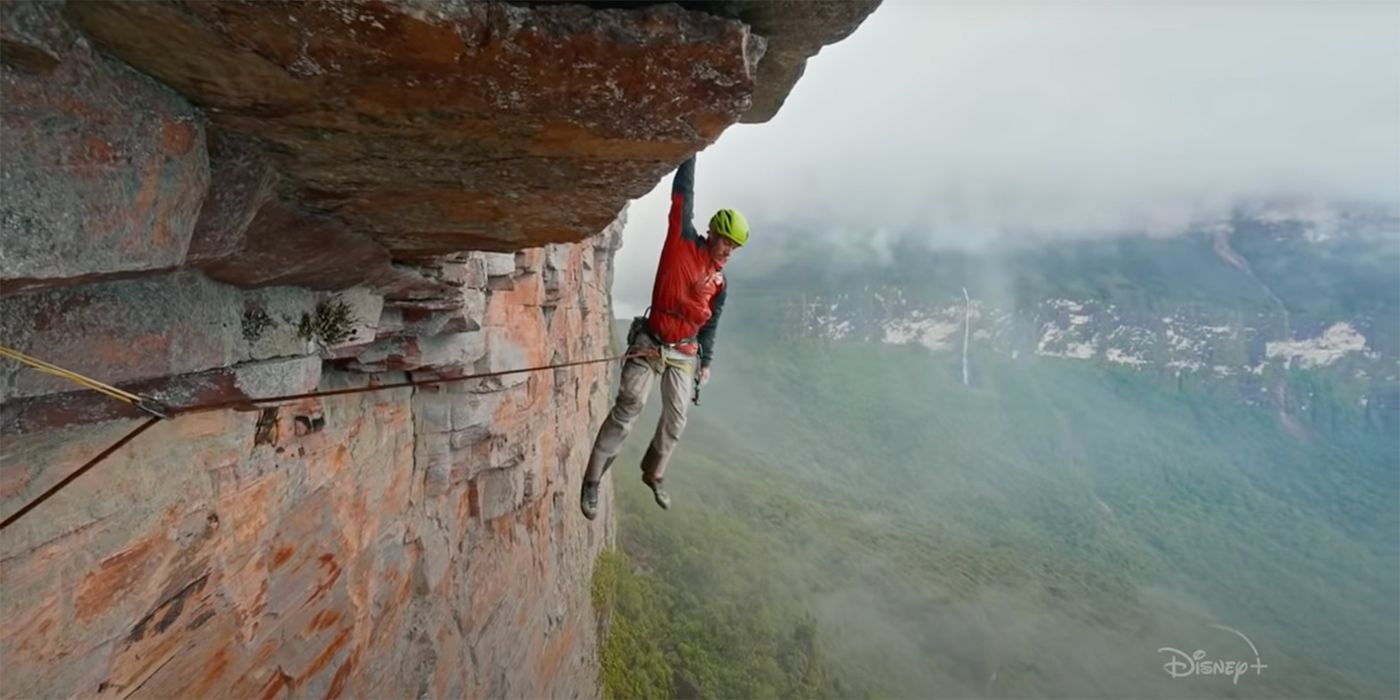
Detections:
[647, 156, 727, 367]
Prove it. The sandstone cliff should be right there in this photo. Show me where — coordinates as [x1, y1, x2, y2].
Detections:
[0, 1, 877, 697]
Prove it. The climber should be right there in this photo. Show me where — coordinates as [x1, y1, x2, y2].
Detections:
[579, 154, 748, 520]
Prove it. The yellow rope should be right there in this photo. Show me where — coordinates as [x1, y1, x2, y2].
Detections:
[0, 345, 146, 406]
[0, 347, 641, 529]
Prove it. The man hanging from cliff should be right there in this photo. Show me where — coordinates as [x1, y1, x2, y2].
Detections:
[580, 155, 749, 520]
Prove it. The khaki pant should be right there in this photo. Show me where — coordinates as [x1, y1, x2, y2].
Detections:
[584, 331, 696, 485]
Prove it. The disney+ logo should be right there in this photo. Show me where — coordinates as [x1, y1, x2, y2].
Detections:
[1157, 624, 1268, 685]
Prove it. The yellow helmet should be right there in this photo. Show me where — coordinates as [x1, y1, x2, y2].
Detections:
[708, 208, 749, 246]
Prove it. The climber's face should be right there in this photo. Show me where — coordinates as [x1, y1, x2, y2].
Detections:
[708, 233, 737, 267]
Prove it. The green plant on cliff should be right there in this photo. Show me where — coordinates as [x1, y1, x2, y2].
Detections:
[241, 306, 274, 342]
[297, 297, 359, 348]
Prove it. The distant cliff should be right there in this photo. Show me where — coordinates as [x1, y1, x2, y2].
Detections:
[777, 212, 1399, 431]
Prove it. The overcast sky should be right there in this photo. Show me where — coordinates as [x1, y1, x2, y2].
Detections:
[612, 0, 1400, 312]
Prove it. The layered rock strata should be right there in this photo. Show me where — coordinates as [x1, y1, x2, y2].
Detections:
[1, 224, 625, 698]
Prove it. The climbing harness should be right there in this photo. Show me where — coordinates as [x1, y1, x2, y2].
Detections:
[630, 312, 704, 404]
[633, 309, 700, 356]
[0, 345, 646, 531]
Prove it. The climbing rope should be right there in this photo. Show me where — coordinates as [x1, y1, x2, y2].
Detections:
[0, 346, 168, 418]
[0, 345, 656, 531]
[0, 417, 161, 531]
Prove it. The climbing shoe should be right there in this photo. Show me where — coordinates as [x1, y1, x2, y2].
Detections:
[580, 481, 600, 520]
[639, 445, 671, 510]
[642, 475, 671, 511]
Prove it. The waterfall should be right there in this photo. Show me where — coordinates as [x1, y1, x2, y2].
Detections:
[962, 287, 972, 387]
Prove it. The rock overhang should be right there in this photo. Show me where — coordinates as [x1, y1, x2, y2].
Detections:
[0, 0, 880, 414]
[4, 0, 879, 294]
[67, 0, 764, 256]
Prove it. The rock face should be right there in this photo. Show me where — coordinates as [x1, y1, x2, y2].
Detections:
[0, 0, 878, 697]
[0, 1, 209, 295]
[725, 0, 884, 123]
[0, 225, 625, 699]
[66, 0, 764, 260]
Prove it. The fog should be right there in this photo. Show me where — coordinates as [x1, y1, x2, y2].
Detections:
[613, 0, 1400, 313]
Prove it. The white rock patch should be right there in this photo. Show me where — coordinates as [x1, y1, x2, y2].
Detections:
[1266, 322, 1367, 369]
[883, 318, 961, 351]
[1106, 348, 1148, 367]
